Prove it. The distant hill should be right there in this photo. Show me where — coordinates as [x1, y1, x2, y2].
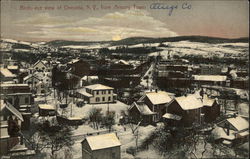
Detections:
[46, 36, 249, 47]
[46, 40, 110, 47]
[110, 36, 249, 46]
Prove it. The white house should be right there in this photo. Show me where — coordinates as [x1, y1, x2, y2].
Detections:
[76, 84, 117, 104]
[33, 60, 47, 72]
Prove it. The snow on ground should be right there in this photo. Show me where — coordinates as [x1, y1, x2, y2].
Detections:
[62, 44, 109, 49]
[58, 100, 129, 121]
[215, 43, 249, 47]
[149, 40, 248, 59]
[129, 43, 160, 48]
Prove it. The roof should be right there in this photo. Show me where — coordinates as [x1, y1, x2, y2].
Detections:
[202, 95, 217, 107]
[175, 95, 203, 110]
[83, 133, 121, 150]
[117, 60, 129, 65]
[129, 102, 157, 115]
[1, 83, 29, 87]
[162, 113, 182, 120]
[7, 66, 18, 70]
[23, 74, 40, 81]
[85, 84, 113, 90]
[193, 75, 227, 82]
[0, 68, 16, 78]
[77, 89, 93, 97]
[38, 104, 55, 110]
[227, 116, 249, 131]
[140, 91, 172, 105]
[81, 76, 98, 81]
[0, 100, 24, 121]
[33, 60, 46, 67]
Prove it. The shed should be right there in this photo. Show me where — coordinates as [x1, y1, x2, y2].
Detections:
[38, 104, 56, 116]
[81, 133, 121, 159]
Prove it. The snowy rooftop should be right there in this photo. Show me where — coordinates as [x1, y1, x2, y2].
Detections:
[162, 113, 182, 120]
[38, 104, 55, 110]
[33, 60, 46, 67]
[23, 74, 40, 81]
[202, 95, 217, 107]
[81, 76, 98, 81]
[193, 75, 227, 82]
[7, 65, 18, 70]
[140, 91, 172, 105]
[130, 102, 157, 115]
[76, 89, 93, 97]
[0, 68, 16, 78]
[0, 100, 24, 121]
[1, 83, 29, 87]
[175, 95, 203, 110]
[85, 84, 114, 90]
[83, 133, 121, 150]
[227, 116, 249, 131]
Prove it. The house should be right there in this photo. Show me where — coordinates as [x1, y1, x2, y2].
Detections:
[128, 102, 157, 125]
[192, 75, 228, 86]
[0, 83, 33, 130]
[138, 90, 173, 122]
[81, 133, 121, 159]
[212, 116, 249, 145]
[198, 64, 222, 75]
[165, 94, 204, 127]
[23, 74, 41, 90]
[76, 84, 117, 104]
[80, 76, 99, 87]
[0, 100, 35, 157]
[38, 104, 56, 116]
[33, 60, 47, 72]
[35, 81, 48, 95]
[0, 67, 16, 82]
[0, 100, 22, 154]
[201, 95, 220, 123]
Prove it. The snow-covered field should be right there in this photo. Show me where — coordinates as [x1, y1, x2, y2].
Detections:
[149, 40, 248, 58]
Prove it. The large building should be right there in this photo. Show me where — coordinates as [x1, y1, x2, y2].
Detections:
[76, 84, 117, 104]
[81, 133, 121, 159]
[0, 83, 33, 130]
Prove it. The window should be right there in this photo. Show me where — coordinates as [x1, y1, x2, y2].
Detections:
[8, 98, 13, 104]
[25, 97, 29, 104]
[96, 91, 99, 95]
[96, 97, 100, 102]
[112, 153, 115, 158]
[108, 96, 111, 101]
[102, 90, 106, 94]
[102, 97, 105, 101]
[108, 90, 111, 94]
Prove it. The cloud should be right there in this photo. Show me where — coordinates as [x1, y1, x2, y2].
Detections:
[13, 9, 177, 41]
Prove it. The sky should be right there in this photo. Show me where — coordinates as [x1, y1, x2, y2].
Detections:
[1, 0, 249, 42]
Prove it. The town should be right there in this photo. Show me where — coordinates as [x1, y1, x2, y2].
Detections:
[0, 36, 249, 159]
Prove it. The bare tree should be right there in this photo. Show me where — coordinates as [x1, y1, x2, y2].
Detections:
[29, 121, 74, 158]
[88, 107, 103, 129]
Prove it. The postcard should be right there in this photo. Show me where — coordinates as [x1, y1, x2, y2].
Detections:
[0, 0, 249, 159]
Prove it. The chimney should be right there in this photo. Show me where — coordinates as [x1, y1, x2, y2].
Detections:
[225, 123, 230, 136]
[20, 135, 24, 145]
